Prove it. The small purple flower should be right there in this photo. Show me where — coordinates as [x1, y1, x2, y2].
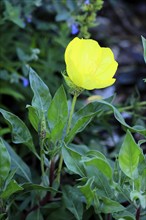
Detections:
[84, 0, 90, 4]
[22, 77, 29, 87]
[26, 15, 32, 23]
[71, 23, 79, 35]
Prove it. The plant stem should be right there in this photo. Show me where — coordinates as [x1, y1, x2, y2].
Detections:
[136, 206, 141, 220]
[56, 154, 63, 184]
[39, 114, 46, 177]
[107, 213, 111, 220]
[97, 213, 103, 220]
[67, 93, 78, 134]
[56, 93, 78, 184]
[40, 142, 45, 176]
[49, 159, 55, 187]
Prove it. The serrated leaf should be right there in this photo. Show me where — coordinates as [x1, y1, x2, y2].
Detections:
[1, 179, 23, 199]
[48, 85, 68, 143]
[142, 36, 146, 63]
[62, 144, 85, 177]
[4, 141, 32, 182]
[62, 185, 83, 220]
[0, 108, 36, 155]
[29, 67, 52, 114]
[119, 130, 142, 179]
[0, 138, 11, 188]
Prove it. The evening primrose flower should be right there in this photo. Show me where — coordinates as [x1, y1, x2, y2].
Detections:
[64, 37, 118, 90]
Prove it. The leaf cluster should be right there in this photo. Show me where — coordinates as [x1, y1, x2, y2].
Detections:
[0, 68, 146, 219]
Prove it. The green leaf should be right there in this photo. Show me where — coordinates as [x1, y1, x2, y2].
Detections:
[97, 100, 146, 136]
[0, 108, 36, 155]
[48, 86, 68, 143]
[66, 101, 103, 143]
[112, 210, 136, 220]
[47, 206, 74, 220]
[1, 179, 23, 199]
[22, 183, 58, 193]
[4, 1, 25, 28]
[119, 130, 142, 179]
[29, 67, 52, 114]
[78, 177, 97, 209]
[141, 36, 146, 63]
[66, 114, 96, 143]
[0, 213, 6, 220]
[130, 190, 146, 209]
[69, 144, 89, 155]
[62, 143, 85, 177]
[82, 156, 113, 180]
[56, 11, 70, 21]
[4, 141, 32, 182]
[85, 150, 107, 160]
[141, 168, 146, 192]
[62, 185, 83, 220]
[26, 105, 40, 131]
[0, 138, 11, 188]
[100, 197, 125, 213]
[3, 169, 17, 190]
[26, 209, 44, 220]
[85, 168, 113, 198]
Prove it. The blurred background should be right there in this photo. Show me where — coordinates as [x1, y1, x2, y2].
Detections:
[0, 0, 146, 155]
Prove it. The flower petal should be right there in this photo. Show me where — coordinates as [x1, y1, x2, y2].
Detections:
[64, 37, 118, 90]
[84, 78, 116, 90]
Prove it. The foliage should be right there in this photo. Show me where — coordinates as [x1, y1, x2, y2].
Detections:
[0, 68, 146, 219]
[0, 1, 146, 220]
[0, 0, 104, 147]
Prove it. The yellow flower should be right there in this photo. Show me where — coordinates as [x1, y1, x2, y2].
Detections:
[65, 37, 118, 90]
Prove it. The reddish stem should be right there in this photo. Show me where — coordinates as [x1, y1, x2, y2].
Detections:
[136, 206, 141, 220]
[23, 159, 55, 219]
[107, 213, 111, 220]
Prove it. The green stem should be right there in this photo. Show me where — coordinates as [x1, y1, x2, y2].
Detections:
[56, 93, 78, 183]
[40, 140, 45, 176]
[67, 93, 78, 134]
[39, 114, 46, 177]
[97, 213, 103, 220]
[56, 154, 63, 184]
